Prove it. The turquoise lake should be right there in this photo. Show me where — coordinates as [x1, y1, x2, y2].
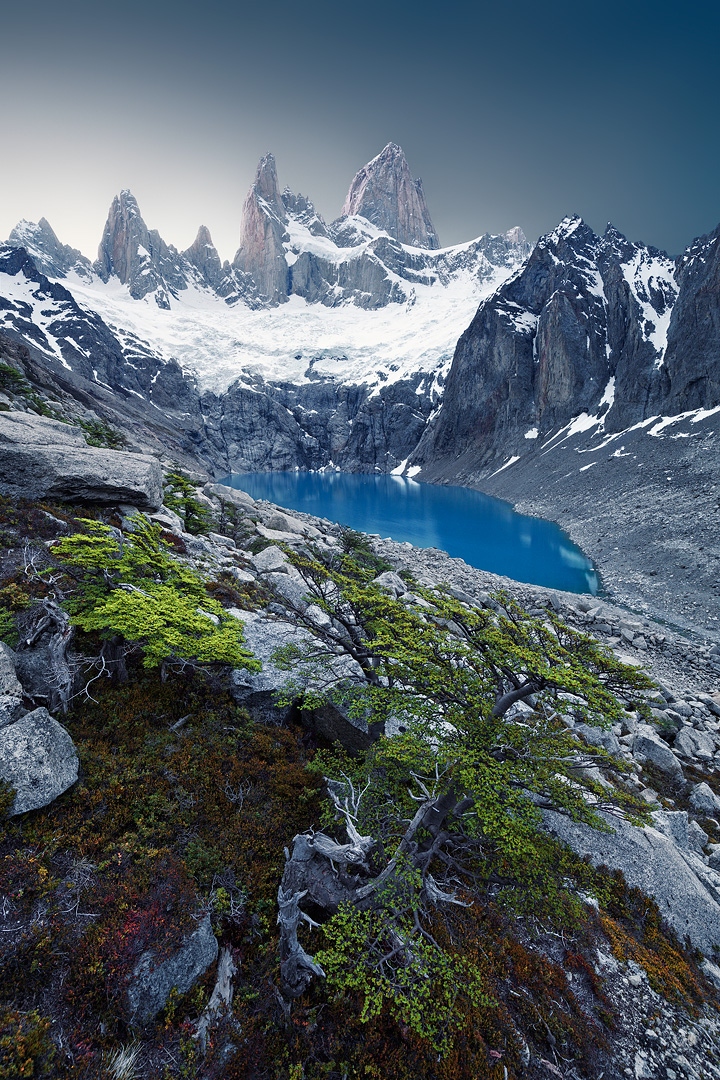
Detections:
[218, 472, 599, 595]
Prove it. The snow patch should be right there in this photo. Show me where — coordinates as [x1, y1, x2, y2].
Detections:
[490, 455, 520, 476]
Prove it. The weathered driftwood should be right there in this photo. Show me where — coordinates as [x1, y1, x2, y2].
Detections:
[277, 887, 325, 998]
[193, 947, 238, 1053]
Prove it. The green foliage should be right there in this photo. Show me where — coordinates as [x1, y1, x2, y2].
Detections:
[338, 526, 393, 575]
[74, 417, 126, 449]
[0, 362, 30, 394]
[0, 1007, 55, 1078]
[275, 546, 658, 1056]
[277, 549, 651, 845]
[163, 471, 211, 534]
[52, 514, 259, 674]
[316, 901, 493, 1055]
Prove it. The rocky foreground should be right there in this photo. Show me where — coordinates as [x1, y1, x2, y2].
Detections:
[3, 434, 720, 1075]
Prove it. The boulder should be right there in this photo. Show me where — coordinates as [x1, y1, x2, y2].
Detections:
[372, 571, 407, 597]
[256, 524, 306, 544]
[674, 726, 716, 759]
[575, 722, 621, 757]
[251, 545, 290, 574]
[689, 782, 720, 816]
[0, 642, 25, 729]
[204, 482, 255, 511]
[228, 612, 314, 723]
[12, 645, 55, 707]
[632, 726, 683, 777]
[0, 707, 79, 815]
[544, 808, 720, 957]
[126, 914, 218, 1026]
[228, 610, 374, 748]
[265, 568, 311, 611]
[0, 412, 163, 508]
[226, 566, 256, 586]
[265, 511, 321, 539]
[149, 506, 184, 533]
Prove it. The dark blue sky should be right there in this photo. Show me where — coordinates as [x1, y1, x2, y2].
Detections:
[2, 0, 718, 258]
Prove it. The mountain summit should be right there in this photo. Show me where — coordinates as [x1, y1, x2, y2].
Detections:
[340, 143, 440, 249]
[232, 153, 289, 303]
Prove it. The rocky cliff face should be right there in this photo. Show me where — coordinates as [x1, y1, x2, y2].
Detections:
[8, 146, 527, 315]
[183, 225, 229, 295]
[9, 218, 94, 281]
[339, 143, 439, 249]
[412, 216, 680, 474]
[662, 221, 720, 413]
[94, 190, 190, 308]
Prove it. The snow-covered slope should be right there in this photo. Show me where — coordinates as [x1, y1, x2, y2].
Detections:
[8, 144, 530, 397]
[62, 253, 519, 395]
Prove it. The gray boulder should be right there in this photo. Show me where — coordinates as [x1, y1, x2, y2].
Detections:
[632, 726, 683, 777]
[229, 612, 314, 723]
[251, 545, 289, 574]
[544, 808, 720, 957]
[575, 722, 621, 757]
[674, 726, 716, 759]
[0, 642, 25, 729]
[203, 482, 255, 511]
[372, 571, 408, 597]
[228, 610, 375, 748]
[265, 511, 321, 539]
[126, 914, 218, 1026]
[12, 645, 55, 708]
[0, 707, 78, 815]
[0, 412, 163, 508]
[689, 782, 720, 816]
[265, 568, 312, 611]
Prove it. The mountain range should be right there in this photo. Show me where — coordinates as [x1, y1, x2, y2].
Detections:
[1, 142, 719, 632]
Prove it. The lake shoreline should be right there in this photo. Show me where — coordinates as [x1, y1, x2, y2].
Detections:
[218, 471, 599, 596]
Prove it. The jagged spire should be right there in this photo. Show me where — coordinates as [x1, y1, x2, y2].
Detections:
[340, 143, 439, 249]
[232, 153, 289, 303]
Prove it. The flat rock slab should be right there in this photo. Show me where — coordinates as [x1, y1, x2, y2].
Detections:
[544, 809, 720, 957]
[0, 412, 163, 508]
[126, 914, 218, 1026]
[0, 707, 79, 815]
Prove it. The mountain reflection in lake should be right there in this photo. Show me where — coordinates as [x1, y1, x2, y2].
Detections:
[218, 471, 599, 595]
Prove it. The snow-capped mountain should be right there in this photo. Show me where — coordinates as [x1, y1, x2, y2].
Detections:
[412, 214, 686, 475]
[2, 143, 719, 487]
[7, 145, 529, 400]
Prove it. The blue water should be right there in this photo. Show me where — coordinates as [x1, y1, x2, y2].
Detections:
[218, 472, 599, 595]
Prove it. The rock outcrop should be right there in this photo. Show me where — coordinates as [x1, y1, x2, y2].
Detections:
[0, 642, 25, 728]
[663, 220, 720, 412]
[0, 412, 163, 508]
[126, 914, 218, 1026]
[339, 143, 439, 249]
[413, 216, 680, 474]
[182, 225, 229, 295]
[0, 707, 79, 815]
[545, 808, 720, 957]
[9, 218, 94, 281]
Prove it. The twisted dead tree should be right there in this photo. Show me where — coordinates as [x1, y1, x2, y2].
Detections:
[15, 543, 77, 713]
[278, 769, 473, 998]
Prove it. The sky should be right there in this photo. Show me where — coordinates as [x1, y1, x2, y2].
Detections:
[2, 0, 719, 261]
